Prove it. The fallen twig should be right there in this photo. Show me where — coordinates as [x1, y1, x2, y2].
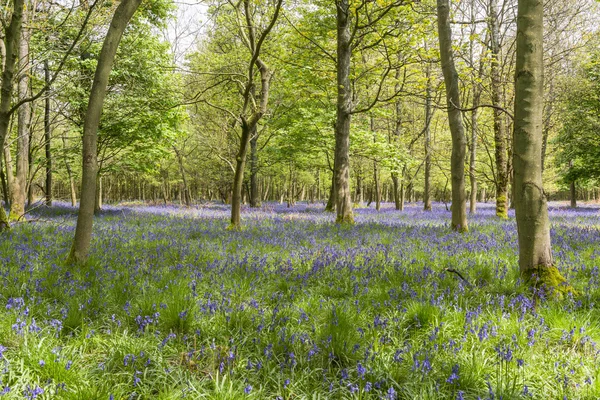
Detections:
[445, 268, 473, 288]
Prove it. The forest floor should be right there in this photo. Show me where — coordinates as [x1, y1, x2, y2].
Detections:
[1, 201, 600, 399]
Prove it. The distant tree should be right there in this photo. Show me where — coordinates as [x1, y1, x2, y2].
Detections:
[554, 38, 600, 205]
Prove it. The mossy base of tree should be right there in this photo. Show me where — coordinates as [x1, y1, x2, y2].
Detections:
[336, 215, 354, 224]
[0, 208, 9, 232]
[451, 223, 468, 233]
[8, 208, 25, 222]
[522, 265, 578, 298]
[226, 223, 242, 231]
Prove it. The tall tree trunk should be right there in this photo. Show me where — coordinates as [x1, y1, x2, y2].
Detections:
[325, 166, 336, 212]
[0, 154, 8, 207]
[334, 0, 354, 224]
[231, 123, 254, 227]
[0, 0, 24, 230]
[94, 174, 102, 214]
[399, 180, 405, 211]
[392, 174, 400, 210]
[68, 0, 143, 264]
[392, 67, 403, 211]
[44, 60, 52, 206]
[374, 160, 380, 211]
[174, 147, 191, 206]
[0, 152, 7, 230]
[513, 0, 566, 289]
[8, 4, 29, 221]
[423, 62, 433, 212]
[569, 160, 576, 208]
[371, 115, 380, 211]
[490, 0, 509, 219]
[355, 167, 362, 205]
[61, 135, 77, 206]
[249, 133, 260, 207]
[468, 1, 480, 215]
[437, 0, 468, 231]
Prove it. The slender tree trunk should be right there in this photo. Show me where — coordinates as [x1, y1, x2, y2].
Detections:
[513, 0, 565, 289]
[249, 133, 260, 207]
[325, 168, 335, 212]
[392, 174, 400, 210]
[468, 2, 480, 215]
[231, 123, 254, 227]
[68, 0, 143, 263]
[489, 0, 509, 219]
[570, 180, 576, 208]
[334, 0, 354, 224]
[0, 152, 7, 230]
[437, 0, 468, 231]
[374, 160, 380, 211]
[94, 174, 102, 213]
[392, 92, 403, 211]
[61, 135, 77, 206]
[370, 115, 380, 211]
[44, 60, 52, 206]
[399, 180, 405, 211]
[0, 155, 8, 207]
[423, 62, 432, 211]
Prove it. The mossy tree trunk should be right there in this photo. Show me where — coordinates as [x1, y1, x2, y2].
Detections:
[489, 0, 509, 219]
[334, 0, 354, 224]
[513, 0, 568, 291]
[437, 0, 468, 231]
[68, 0, 143, 264]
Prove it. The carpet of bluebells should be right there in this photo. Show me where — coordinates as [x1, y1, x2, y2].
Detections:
[1, 201, 600, 399]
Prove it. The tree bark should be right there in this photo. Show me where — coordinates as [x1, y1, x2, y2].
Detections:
[513, 0, 562, 287]
[423, 62, 433, 212]
[249, 133, 260, 207]
[325, 169, 335, 211]
[0, 154, 8, 207]
[44, 60, 52, 206]
[68, 0, 143, 263]
[399, 180, 405, 211]
[94, 174, 102, 213]
[489, 0, 509, 219]
[437, 0, 468, 231]
[231, 123, 254, 227]
[468, 1, 480, 215]
[61, 135, 77, 206]
[333, 0, 354, 224]
[570, 179, 576, 208]
[0, 0, 23, 230]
